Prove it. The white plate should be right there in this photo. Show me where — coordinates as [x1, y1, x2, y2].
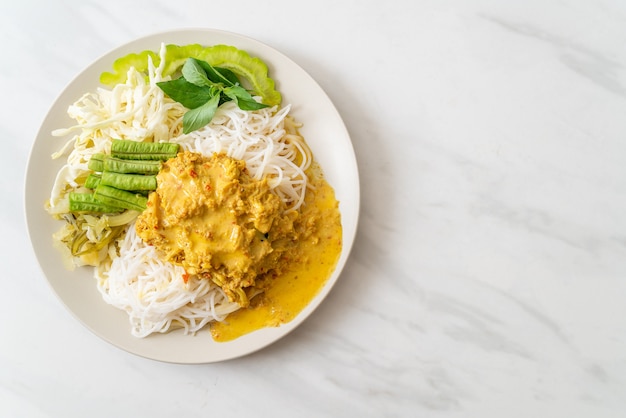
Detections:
[25, 29, 359, 364]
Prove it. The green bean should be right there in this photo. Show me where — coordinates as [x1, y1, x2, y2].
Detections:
[88, 153, 105, 172]
[84, 173, 101, 189]
[111, 139, 179, 161]
[77, 141, 175, 215]
[103, 156, 162, 175]
[69, 192, 124, 213]
[100, 171, 157, 191]
[94, 185, 148, 211]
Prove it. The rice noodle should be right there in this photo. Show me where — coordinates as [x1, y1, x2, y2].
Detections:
[97, 225, 240, 337]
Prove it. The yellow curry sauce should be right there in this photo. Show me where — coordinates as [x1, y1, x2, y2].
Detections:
[135, 151, 342, 340]
[211, 168, 342, 341]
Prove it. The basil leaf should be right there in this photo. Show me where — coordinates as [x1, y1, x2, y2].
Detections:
[224, 85, 269, 110]
[236, 98, 270, 111]
[182, 58, 212, 87]
[182, 93, 221, 134]
[197, 60, 237, 87]
[157, 78, 213, 109]
[223, 85, 252, 101]
[158, 57, 271, 134]
[214, 67, 240, 85]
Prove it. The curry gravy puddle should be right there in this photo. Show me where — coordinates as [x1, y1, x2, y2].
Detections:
[210, 172, 342, 342]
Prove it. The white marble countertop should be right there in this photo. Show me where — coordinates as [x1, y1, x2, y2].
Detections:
[3, 0, 626, 416]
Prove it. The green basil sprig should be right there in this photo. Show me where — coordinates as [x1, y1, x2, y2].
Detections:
[157, 58, 269, 134]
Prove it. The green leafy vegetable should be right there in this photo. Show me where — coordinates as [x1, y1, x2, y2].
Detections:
[158, 57, 268, 133]
[157, 77, 213, 109]
[223, 85, 270, 110]
[182, 93, 222, 134]
[181, 58, 214, 87]
[157, 58, 267, 134]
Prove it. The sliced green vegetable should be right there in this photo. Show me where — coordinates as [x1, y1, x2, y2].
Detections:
[71, 225, 125, 256]
[158, 44, 207, 76]
[99, 49, 159, 85]
[100, 171, 157, 191]
[111, 139, 179, 160]
[197, 44, 281, 106]
[94, 185, 148, 212]
[103, 156, 161, 175]
[106, 210, 140, 227]
[69, 192, 124, 213]
[84, 173, 101, 189]
[70, 230, 90, 256]
[88, 153, 105, 172]
[72, 140, 173, 216]
[99, 43, 281, 106]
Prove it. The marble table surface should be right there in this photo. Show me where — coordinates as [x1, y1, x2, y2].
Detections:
[3, 0, 625, 416]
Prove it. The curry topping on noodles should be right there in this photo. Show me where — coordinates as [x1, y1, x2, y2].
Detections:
[135, 151, 305, 307]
